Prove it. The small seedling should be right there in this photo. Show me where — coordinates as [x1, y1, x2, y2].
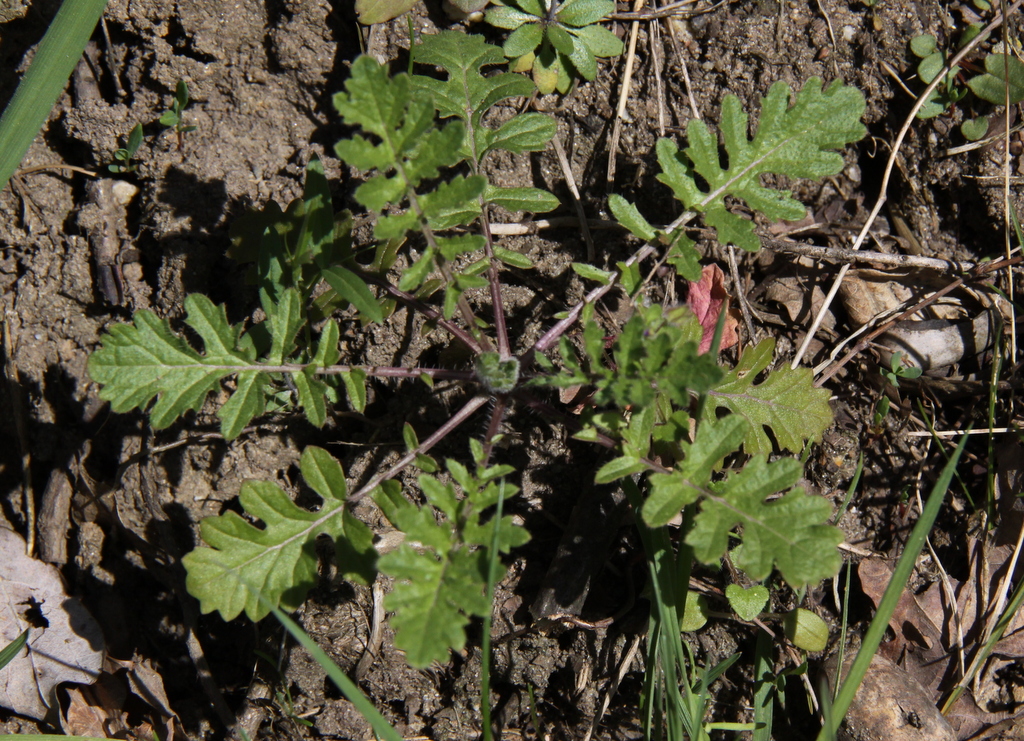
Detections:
[881, 350, 923, 387]
[910, 31, 972, 119]
[159, 79, 197, 150]
[910, 29, 1024, 140]
[872, 351, 922, 426]
[486, 0, 623, 94]
[109, 123, 143, 173]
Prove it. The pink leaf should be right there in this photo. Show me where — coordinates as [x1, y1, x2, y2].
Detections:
[686, 264, 739, 354]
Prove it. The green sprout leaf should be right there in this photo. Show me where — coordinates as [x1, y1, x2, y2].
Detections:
[680, 591, 710, 632]
[967, 53, 1024, 105]
[725, 584, 769, 621]
[784, 607, 829, 652]
[703, 337, 833, 454]
[355, 0, 417, 24]
[655, 78, 865, 251]
[183, 447, 376, 621]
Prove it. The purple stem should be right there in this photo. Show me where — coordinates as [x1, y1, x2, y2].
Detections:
[348, 394, 490, 503]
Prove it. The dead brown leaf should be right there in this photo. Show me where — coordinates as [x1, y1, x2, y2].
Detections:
[0, 527, 105, 720]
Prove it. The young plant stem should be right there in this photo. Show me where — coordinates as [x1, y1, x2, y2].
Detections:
[348, 394, 490, 503]
[363, 272, 484, 354]
[524, 244, 657, 363]
[479, 477, 509, 741]
[480, 212, 512, 358]
[461, 108, 510, 356]
[403, 183, 492, 351]
[479, 395, 509, 466]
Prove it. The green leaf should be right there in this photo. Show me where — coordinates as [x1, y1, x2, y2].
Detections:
[704, 337, 833, 454]
[609, 194, 657, 240]
[88, 294, 252, 435]
[961, 116, 989, 141]
[504, 22, 545, 58]
[571, 262, 614, 285]
[266, 288, 304, 365]
[321, 266, 384, 323]
[967, 54, 1024, 105]
[642, 415, 747, 527]
[686, 457, 843, 587]
[292, 367, 329, 428]
[374, 464, 528, 668]
[422, 173, 485, 228]
[725, 584, 769, 621]
[183, 447, 376, 621]
[485, 4, 537, 29]
[595, 455, 648, 484]
[413, 31, 538, 142]
[680, 591, 710, 632]
[564, 35, 597, 81]
[355, 0, 417, 24]
[506, 0, 546, 16]
[556, 0, 615, 27]
[655, 78, 865, 251]
[784, 608, 829, 652]
[571, 23, 623, 58]
[493, 246, 534, 268]
[313, 319, 341, 367]
[547, 24, 576, 57]
[910, 34, 937, 58]
[488, 112, 556, 154]
[219, 370, 269, 438]
[484, 184, 560, 212]
[398, 247, 436, 292]
[917, 52, 947, 85]
[340, 368, 367, 413]
[379, 546, 490, 667]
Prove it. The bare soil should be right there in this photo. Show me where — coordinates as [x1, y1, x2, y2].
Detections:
[1, 0, 1022, 739]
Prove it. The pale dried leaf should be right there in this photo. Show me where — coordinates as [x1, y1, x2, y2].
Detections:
[0, 527, 104, 720]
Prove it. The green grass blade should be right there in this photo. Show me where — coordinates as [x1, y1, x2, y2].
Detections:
[0, 0, 109, 192]
[817, 432, 969, 739]
[269, 605, 403, 741]
[751, 630, 774, 741]
[0, 628, 27, 670]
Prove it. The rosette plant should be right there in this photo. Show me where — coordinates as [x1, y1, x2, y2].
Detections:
[486, 0, 624, 93]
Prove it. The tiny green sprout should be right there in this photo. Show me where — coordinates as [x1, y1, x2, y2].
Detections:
[485, 0, 623, 94]
[909, 26, 1024, 140]
[910, 32, 968, 119]
[872, 394, 891, 426]
[873, 352, 920, 425]
[108, 123, 143, 173]
[475, 352, 520, 393]
[881, 351, 923, 387]
[158, 79, 197, 149]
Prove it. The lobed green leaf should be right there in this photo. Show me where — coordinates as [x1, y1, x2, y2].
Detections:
[703, 337, 832, 455]
[687, 457, 843, 587]
[183, 447, 376, 621]
[656, 78, 865, 251]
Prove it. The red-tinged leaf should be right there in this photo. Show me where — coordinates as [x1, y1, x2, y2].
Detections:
[686, 264, 739, 354]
